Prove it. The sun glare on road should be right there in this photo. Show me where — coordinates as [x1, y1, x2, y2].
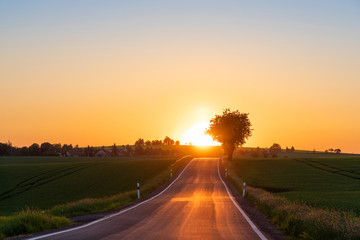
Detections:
[180, 122, 219, 146]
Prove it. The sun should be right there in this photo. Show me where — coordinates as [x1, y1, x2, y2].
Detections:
[180, 122, 219, 146]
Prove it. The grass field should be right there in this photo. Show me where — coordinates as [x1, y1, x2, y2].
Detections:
[0, 155, 181, 216]
[231, 154, 360, 215]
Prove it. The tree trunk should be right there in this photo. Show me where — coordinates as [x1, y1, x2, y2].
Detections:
[228, 149, 234, 161]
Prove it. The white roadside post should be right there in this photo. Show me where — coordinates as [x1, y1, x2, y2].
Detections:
[170, 168, 173, 178]
[225, 168, 227, 177]
[242, 182, 246, 197]
[137, 183, 140, 199]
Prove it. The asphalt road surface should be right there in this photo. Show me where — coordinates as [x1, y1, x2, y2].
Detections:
[29, 158, 267, 240]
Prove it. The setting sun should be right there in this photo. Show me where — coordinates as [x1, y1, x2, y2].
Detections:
[180, 122, 220, 146]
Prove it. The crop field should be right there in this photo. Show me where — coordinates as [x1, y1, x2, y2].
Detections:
[231, 154, 360, 215]
[0, 156, 180, 216]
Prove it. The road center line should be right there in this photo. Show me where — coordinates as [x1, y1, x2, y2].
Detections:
[28, 159, 194, 240]
[217, 159, 268, 240]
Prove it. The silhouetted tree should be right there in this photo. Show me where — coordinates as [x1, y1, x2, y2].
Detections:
[335, 148, 341, 154]
[269, 143, 281, 158]
[53, 144, 62, 155]
[291, 146, 295, 152]
[135, 138, 144, 145]
[29, 143, 41, 156]
[40, 142, 53, 155]
[163, 136, 174, 146]
[90, 147, 95, 156]
[19, 146, 29, 156]
[62, 144, 73, 155]
[151, 140, 163, 145]
[0, 142, 13, 156]
[112, 143, 118, 157]
[85, 145, 95, 157]
[175, 140, 180, 146]
[145, 140, 151, 146]
[0, 141, 13, 156]
[84, 146, 90, 157]
[206, 108, 252, 161]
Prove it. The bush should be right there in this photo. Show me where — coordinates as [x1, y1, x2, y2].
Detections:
[269, 143, 281, 156]
[0, 209, 71, 239]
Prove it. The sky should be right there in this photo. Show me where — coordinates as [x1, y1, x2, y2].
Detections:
[1, 1, 359, 153]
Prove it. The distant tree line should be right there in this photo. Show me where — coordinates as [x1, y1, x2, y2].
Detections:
[237, 143, 289, 158]
[236, 144, 343, 159]
[0, 141, 75, 156]
[134, 136, 180, 146]
[0, 136, 181, 157]
[130, 136, 181, 156]
[285, 146, 296, 153]
[325, 148, 341, 154]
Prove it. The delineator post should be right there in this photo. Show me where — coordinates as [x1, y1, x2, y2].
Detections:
[137, 183, 140, 199]
[242, 182, 246, 197]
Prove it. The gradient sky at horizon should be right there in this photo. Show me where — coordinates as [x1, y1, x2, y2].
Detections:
[1, 1, 360, 152]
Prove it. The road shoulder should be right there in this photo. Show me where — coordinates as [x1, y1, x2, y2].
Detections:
[219, 160, 286, 240]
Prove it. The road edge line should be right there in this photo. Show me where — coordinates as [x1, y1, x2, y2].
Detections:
[28, 159, 194, 240]
[217, 159, 268, 240]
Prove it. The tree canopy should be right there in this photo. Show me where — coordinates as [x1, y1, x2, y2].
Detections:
[269, 143, 282, 157]
[134, 138, 144, 145]
[163, 136, 175, 145]
[206, 108, 252, 160]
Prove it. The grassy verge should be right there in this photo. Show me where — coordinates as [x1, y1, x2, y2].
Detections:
[226, 160, 360, 240]
[0, 156, 192, 239]
[0, 209, 71, 240]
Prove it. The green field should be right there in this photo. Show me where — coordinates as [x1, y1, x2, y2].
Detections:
[232, 154, 360, 215]
[0, 156, 180, 216]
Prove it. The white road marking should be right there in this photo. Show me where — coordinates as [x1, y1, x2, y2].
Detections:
[217, 159, 268, 240]
[28, 159, 194, 240]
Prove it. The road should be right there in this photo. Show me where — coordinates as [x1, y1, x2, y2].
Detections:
[29, 158, 267, 240]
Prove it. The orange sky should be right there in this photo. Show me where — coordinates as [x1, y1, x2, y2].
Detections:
[1, 1, 359, 153]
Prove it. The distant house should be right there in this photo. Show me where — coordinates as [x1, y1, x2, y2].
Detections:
[95, 150, 106, 157]
[95, 150, 112, 157]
